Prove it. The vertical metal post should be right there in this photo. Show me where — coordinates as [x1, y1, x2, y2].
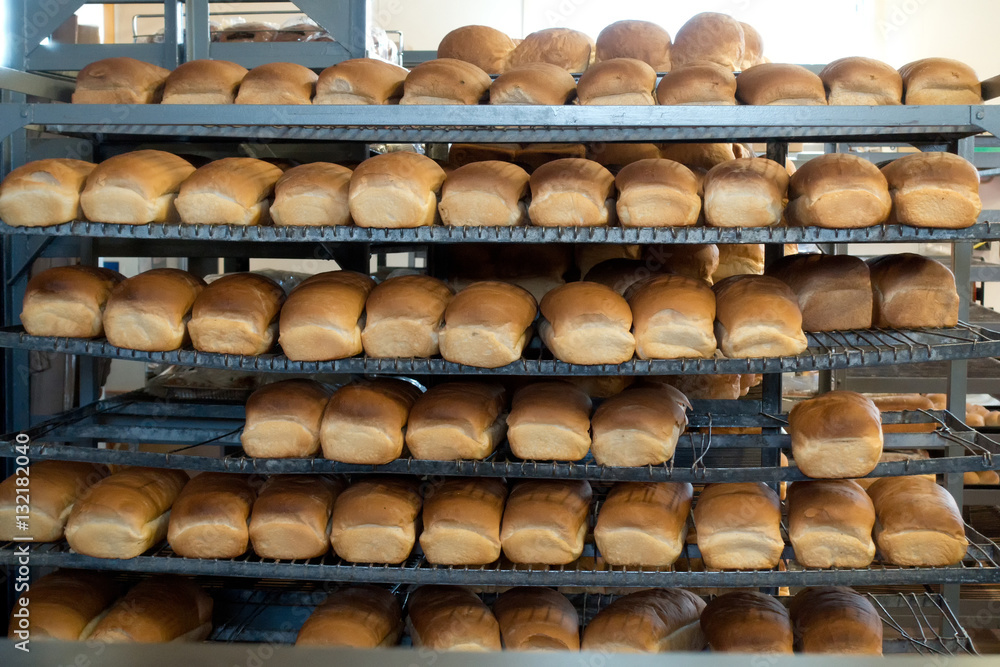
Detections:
[184, 0, 211, 62]
[162, 1, 182, 68]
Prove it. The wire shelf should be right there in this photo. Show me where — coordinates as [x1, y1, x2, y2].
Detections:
[1, 520, 998, 586]
[3, 219, 1000, 243]
[2, 391, 995, 483]
[3, 323, 999, 377]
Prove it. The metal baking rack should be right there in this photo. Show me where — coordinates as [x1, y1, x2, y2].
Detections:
[2, 390, 995, 483]
[2, 323, 999, 376]
[3, 218, 1000, 244]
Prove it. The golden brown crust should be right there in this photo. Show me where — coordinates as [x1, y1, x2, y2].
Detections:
[8, 570, 121, 640]
[490, 63, 577, 105]
[315, 58, 408, 104]
[656, 65, 737, 105]
[500, 480, 592, 564]
[576, 58, 657, 105]
[296, 586, 403, 648]
[788, 391, 883, 478]
[867, 253, 958, 328]
[408, 586, 502, 651]
[81, 150, 196, 224]
[320, 378, 421, 464]
[21, 265, 124, 338]
[582, 588, 706, 652]
[278, 270, 375, 361]
[737, 63, 827, 105]
[176, 158, 283, 226]
[712, 275, 808, 358]
[703, 157, 789, 227]
[670, 13, 745, 71]
[102, 269, 206, 351]
[867, 476, 968, 566]
[595, 20, 671, 71]
[494, 587, 580, 650]
[73, 57, 170, 104]
[788, 480, 876, 568]
[819, 57, 902, 105]
[188, 272, 285, 355]
[438, 161, 530, 227]
[627, 274, 717, 359]
[786, 153, 891, 228]
[765, 254, 873, 331]
[507, 28, 595, 73]
[241, 379, 333, 458]
[89, 576, 212, 643]
[506, 381, 592, 461]
[329, 477, 422, 564]
[249, 475, 342, 560]
[899, 58, 982, 104]
[0, 460, 107, 541]
[234, 62, 317, 104]
[701, 591, 792, 653]
[590, 383, 691, 466]
[439, 281, 537, 368]
[167, 473, 256, 558]
[420, 478, 507, 565]
[362, 275, 454, 357]
[789, 587, 883, 654]
[162, 59, 248, 104]
[271, 162, 353, 227]
[348, 152, 446, 228]
[400, 58, 492, 105]
[405, 382, 507, 460]
[881, 152, 981, 228]
[437, 26, 517, 75]
[0, 158, 96, 227]
[594, 482, 693, 567]
[614, 158, 702, 227]
[539, 281, 635, 364]
[528, 158, 615, 226]
[693, 482, 783, 569]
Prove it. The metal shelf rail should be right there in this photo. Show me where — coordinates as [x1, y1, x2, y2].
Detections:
[2, 391, 996, 483]
[2, 323, 998, 376]
[1, 524, 997, 586]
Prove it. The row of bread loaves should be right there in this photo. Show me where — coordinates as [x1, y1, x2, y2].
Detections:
[1, 149, 980, 230]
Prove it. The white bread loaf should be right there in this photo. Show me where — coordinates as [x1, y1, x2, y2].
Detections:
[296, 586, 402, 648]
[615, 158, 701, 227]
[400, 58, 491, 105]
[329, 477, 421, 564]
[819, 57, 902, 105]
[270, 162, 353, 227]
[80, 150, 195, 224]
[175, 158, 283, 225]
[500, 479, 592, 564]
[713, 243, 764, 281]
[594, 482, 693, 567]
[867, 253, 959, 328]
[0, 158, 95, 227]
[8, 570, 121, 641]
[694, 482, 784, 569]
[405, 382, 507, 460]
[700, 591, 792, 653]
[248, 475, 342, 560]
[234, 62, 316, 104]
[582, 588, 705, 653]
[188, 272, 285, 355]
[489, 63, 577, 105]
[736, 63, 827, 105]
[420, 478, 507, 566]
[438, 161, 530, 227]
[627, 274, 717, 359]
[438, 281, 537, 368]
[277, 270, 375, 361]
[507, 28, 595, 73]
[72, 57, 170, 104]
[161, 59, 248, 104]
[789, 587, 883, 655]
[319, 378, 421, 464]
[528, 158, 615, 226]
[89, 576, 212, 643]
[595, 20, 671, 71]
[789, 391, 884, 478]
[361, 274, 454, 357]
[0, 461, 107, 541]
[167, 472, 256, 558]
[241, 379, 333, 458]
[576, 58, 656, 105]
[670, 13, 745, 71]
[881, 152, 981, 229]
[867, 476, 968, 567]
[494, 587, 580, 650]
[64, 467, 189, 559]
[656, 65, 737, 105]
[786, 153, 891, 228]
[437, 25, 516, 75]
[590, 382, 691, 466]
[703, 157, 789, 227]
[408, 586, 501, 651]
[315, 58, 408, 104]
[899, 58, 982, 104]
[765, 254, 873, 331]
[713, 275, 808, 358]
[539, 281, 635, 364]
[20, 265, 124, 338]
[788, 480, 876, 568]
[506, 381, 592, 461]
[643, 243, 720, 284]
[102, 269, 206, 351]
[348, 152, 446, 228]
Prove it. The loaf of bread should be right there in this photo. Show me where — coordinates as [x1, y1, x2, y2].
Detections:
[789, 391, 884, 478]
[867, 476, 968, 566]
[737, 63, 827, 105]
[528, 158, 615, 226]
[701, 591, 792, 653]
[248, 475, 341, 559]
[500, 479, 592, 564]
[867, 254, 959, 328]
[234, 62, 316, 104]
[577, 58, 657, 105]
[899, 58, 982, 104]
[594, 482, 693, 567]
[296, 586, 402, 647]
[175, 157, 283, 225]
[714, 244, 764, 281]
[539, 281, 635, 364]
[315, 58, 408, 104]
[788, 479, 876, 568]
[241, 379, 332, 458]
[64, 467, 189, 558]
[786, 153, 892, 228]
[319, 378, 421, 464]
[161, 59, 248, 104]
[438, 161, 530, 227]
[789, 587, 883, 654]
[584, 258, 666, 295]
[703, 158, 789, 227]
[361, 275, 453, 357]
[615, 158, 701, 227]
[627, 274, 717, 359]
[73, 57, 170, 103]
[330, 477, 421, 564]
[739, 22, 765, 69]
[655, 65, 737, 105]
[80, 150, 195, 224]
[595, 20, 671, 71]
[582, 588, 706, 652]
[167, 472, 256, 558]
[713, 275, 808, 358]
[507, 381, 592, 461]
[493, 587, 579, 650]
[8, 570, 121, 640]
[439, 281, 537, 368]
[670, 13, 745, 71]
[694, 482, 783, 569]
[881, 152, 981, 228]
[765, 254, 873, 331]
[405, 382, 507, 460]
[21, 265, 124, 338]
[644, 244, 720, 285]
[270, 162, 353, 226]
[507, 28, 595, 72]
[407, 586, 501, 651]
[0, 158, 95, 226]
[819, 57, 902, 105]
[420, 477, 507, 565]
[444, 244, 570, 304]
[188, 272, 285, 355]
[591, 383, 691, 466]
[400, 58, 491, 105]
[0, 460, 106, 541]
[871, 394, 938, 435]
[102, 268, 206, 351]
[489, 63, 577, 105]
[348, 152, 446, 228]
[278, 270, 375, 361]
[437, 25, 516, 75]
[659, 374, 741, 400]
[89, 576, 212, 643]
